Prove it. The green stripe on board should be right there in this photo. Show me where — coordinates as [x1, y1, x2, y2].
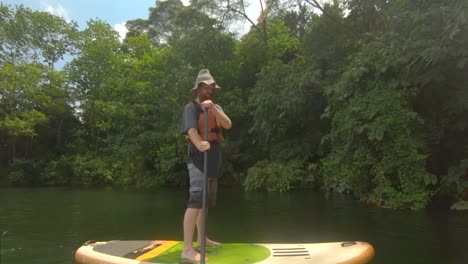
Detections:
[149, 243, 271, 264]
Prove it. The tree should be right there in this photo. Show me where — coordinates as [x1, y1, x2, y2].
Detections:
[0, 63, 49, 163]
[128, 0, 186, 46]
[65, 19, 122, 155]
[320, 0, 468, 209]
[0, 4, 78, 68]
[195, 0, 271, 44]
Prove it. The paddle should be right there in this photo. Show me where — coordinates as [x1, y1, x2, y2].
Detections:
[200, 108, 208, 264]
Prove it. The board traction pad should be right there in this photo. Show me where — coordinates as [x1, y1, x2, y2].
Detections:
[93, 241, 272, 263]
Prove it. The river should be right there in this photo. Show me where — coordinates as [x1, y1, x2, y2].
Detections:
[0, 187, 466, 263]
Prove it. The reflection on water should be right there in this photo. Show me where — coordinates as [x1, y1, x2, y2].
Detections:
[0, 187, 467, 263]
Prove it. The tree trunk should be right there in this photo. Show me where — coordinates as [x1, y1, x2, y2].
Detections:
[25, 137, 30, 156]
[56, 118, 63, 150]
[29, 136, 33, 155]
[9, 138, 16, 164]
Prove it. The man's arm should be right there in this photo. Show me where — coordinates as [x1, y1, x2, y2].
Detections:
[200, 100, 232, 129]
[187, 128, 211, 152]
[210, 106, 232, 129]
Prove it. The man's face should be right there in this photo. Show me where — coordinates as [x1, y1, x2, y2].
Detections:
[197, 83, 215, 101]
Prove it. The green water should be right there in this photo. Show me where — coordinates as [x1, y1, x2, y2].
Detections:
[0, 187, 467, 264]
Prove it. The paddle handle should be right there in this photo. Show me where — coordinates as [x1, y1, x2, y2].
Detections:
[200, 108, 208, 264]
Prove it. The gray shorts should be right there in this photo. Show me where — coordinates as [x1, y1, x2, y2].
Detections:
[187, 163, 218, 208]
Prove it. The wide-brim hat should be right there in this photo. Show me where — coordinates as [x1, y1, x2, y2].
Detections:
[191, 69, 221, 96]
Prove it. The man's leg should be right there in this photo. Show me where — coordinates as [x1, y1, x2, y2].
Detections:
[182, 208, 202, 262]
[196, 178, 221, 246]
[196, 209, 221, 246]
[182, 163, 205, 261]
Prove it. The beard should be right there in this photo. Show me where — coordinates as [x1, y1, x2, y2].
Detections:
[199, 92, 213, 102]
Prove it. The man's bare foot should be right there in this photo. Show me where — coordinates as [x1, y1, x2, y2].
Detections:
[181, 248, 207, 262]
[181, 249, 200, 262]
[197, 238, 221, 246]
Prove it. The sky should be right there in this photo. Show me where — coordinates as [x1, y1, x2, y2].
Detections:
[2, 0, 262, 40]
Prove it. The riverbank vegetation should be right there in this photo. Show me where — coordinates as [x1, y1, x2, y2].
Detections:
[1, 0, 466, 209]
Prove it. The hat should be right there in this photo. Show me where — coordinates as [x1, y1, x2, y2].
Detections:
[191, 69, 221, 96]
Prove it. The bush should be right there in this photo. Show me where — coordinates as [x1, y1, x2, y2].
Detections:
[40, 155, 74, 185]
[440, 159, 468, 200]
[7, 159, 46, 185]
[71, 154, 114, 186]
[244, 159, 305, 192]
[322, 71, 435, 209]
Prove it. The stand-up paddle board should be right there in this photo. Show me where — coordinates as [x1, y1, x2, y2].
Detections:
[75, 240, 374, 264]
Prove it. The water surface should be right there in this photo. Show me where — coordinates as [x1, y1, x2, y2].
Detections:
[0, 187, 466, 263]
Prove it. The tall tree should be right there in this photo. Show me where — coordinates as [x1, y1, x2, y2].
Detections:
[142, 0, 186, 46]
[0, 64, 49, 163]
[65, 19, 122, 154]
[0, 4, 78, 68]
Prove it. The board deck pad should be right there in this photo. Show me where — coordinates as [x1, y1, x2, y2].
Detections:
[94, 240, 154, 259]
[92, 240, 270, 263]
[148, 242, 270, 263]
[76, 239, 375, 264]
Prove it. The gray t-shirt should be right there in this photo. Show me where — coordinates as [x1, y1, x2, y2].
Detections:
[181, 102, 223, 177]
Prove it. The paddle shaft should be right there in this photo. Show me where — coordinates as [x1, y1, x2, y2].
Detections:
[200, 108, 208, 264]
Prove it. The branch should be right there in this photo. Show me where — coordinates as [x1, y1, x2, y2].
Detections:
[223, 3, 267, 43]
[304, 0, 380, 42]
[304, 0, 357, 35]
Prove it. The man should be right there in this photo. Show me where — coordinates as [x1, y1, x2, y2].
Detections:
[180, 69, 232, 262]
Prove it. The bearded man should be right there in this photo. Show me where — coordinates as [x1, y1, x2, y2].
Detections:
[180, 69, 232, 262]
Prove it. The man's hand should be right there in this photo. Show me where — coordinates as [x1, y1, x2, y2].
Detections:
[197, 140, 211, 152]
[200, 100, 215, 110]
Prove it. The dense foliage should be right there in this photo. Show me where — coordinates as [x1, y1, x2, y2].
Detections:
[1, 0, 466, 209]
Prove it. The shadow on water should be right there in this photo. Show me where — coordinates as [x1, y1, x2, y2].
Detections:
[0, 187, 467, 264]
